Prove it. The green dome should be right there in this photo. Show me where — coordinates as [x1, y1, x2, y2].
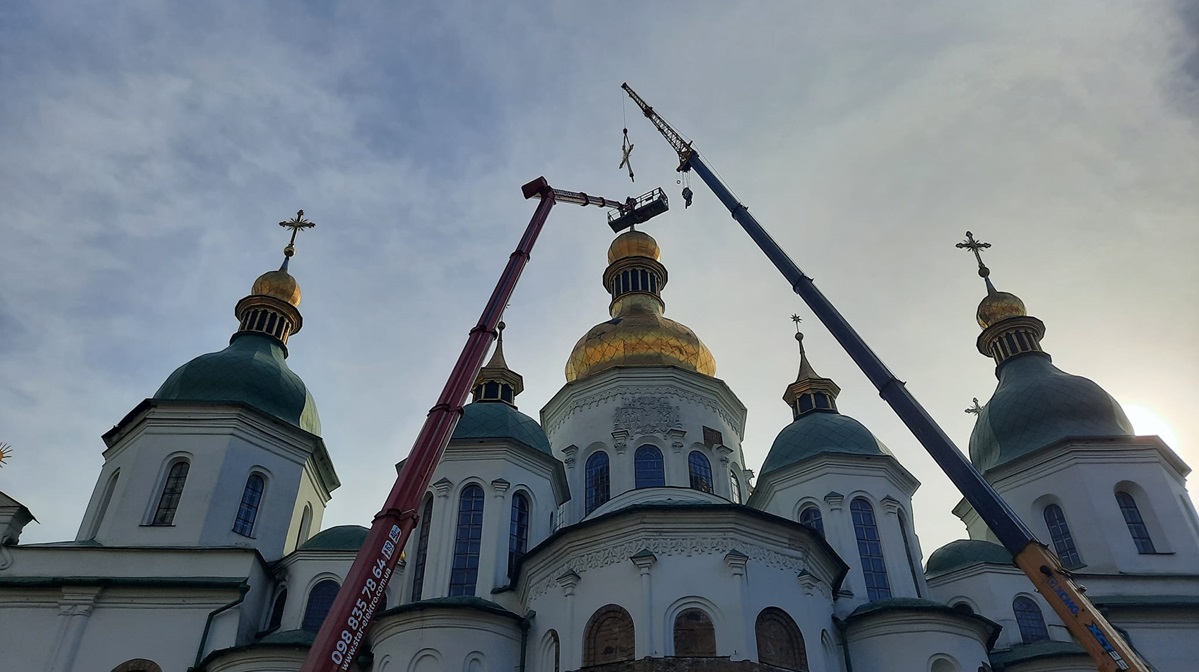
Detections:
[969, 355, 1132, 473]
[760, 411, 890, 476]
[299, 525, 369, 551]
[926, 539, 1012, 575]
[154, 333, 321, 435]
[451, 402, 551, 455]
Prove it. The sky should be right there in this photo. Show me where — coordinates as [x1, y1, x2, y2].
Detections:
[2, 1, 1197, 563]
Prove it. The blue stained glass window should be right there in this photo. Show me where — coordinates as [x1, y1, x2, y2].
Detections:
[688, 451, 713, 493]
[1043, 504, 1083, 568]
[1116, 492, 1156, 554]
[585, 452, 610, 515]
[232, 474, 264, 536]
[508, 492, 530, 577]
[851, 498, 891, 601]
[411, 497, 433, 601]
[1013, 596, 1049, 643]
[449, 485, 485, 596]
[634, 445, 665, 488]
[799, 505, 824, 537]
[302, 580, 339, 632]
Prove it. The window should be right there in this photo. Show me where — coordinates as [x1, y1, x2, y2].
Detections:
[799, 506, 824, 537]
[411, 498, 433, 600]
[755, 607, 807, 670]
[267, 589, 287, 631]
[583, 604, 635, 665]
[302, 580, 340, 632]
[898, 510, 922, 597]
[87, 470, 120, 539]
[1115, 491, 1156, 554]
[1012, 596, 1049, 643]
[729, 469, 742, 504]
[297, 504, 313, 547]
[151, 461, 189, 525]
[233, 474, 265, 537]
[851, 498, 891, 601]
[674, 608, 717, 656]
[509, 492, 530, 577]
[688, 451, 713, 493]
[585, 452, 611, 515]
[1043, 504, 1083, 567]
[952, 602, 975, 615]
[634, 445, 665, 488]
[110, 660, 164, 672]
[449, 484, 485, 596]
[544, 630, 561, 672]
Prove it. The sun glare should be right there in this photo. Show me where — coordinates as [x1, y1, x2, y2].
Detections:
[1123, 405, 1180, 448]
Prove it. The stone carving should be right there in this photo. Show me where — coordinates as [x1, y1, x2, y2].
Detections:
[613, 396, 680, 435]
[546, 384, 743, 436]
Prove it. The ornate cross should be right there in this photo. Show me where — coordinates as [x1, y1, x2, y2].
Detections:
[956, 231, 991, 271]
[278, 209, 316, 257]
[619, 128, 635, 182]
[965, 398, 982, 415]
[0, 442, 12, 468]
[790, 313, 803, 333]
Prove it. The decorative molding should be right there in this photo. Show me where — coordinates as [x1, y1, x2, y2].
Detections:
[562, 445, 579, 468]
[723, 549, 749, 576]
[528, 535, 809, 600]
[824, 491, 844, 511]
[613, 396, 681, 436]
[432, 478, 453, 497]
[612, 429, 630, 455]
[629, 549, 657, 572]
[668, 428, 687, 454]
[546, 384, 743, 437]
[798, 570, 830, 599]
[881, 496, 901, 515]
[555, 569, 581, 596]
[715, 444, 734, 464]
[491, 478, 511, 495]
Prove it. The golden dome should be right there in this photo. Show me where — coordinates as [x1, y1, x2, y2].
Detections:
[565, 294, 717, 382]
[252, 268, 301, 307]
[607, 230, 661, 263]
[976, 290, 1025, 328]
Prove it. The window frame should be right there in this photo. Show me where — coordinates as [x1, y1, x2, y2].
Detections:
[1012, 595, 1050, 643]
[508, 491, 531, 578]
[301, 579, 340, 633]
[634, 444, 666, 489]
[448, 484, 485, 597]
[232, 472, 266, 537]
[1115, 491, 1156, 554]
[688, 451, 714, 493]
[799, 504, 824, 538]
[150, 459, 190, 526]
[410, 496, 434, 601]
[851, 497, 891, 601]
[1043, 503, 1083, 568]
[585, 451, 611, 515]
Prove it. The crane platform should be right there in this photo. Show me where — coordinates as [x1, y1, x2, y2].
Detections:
[607, 187, 669, 232]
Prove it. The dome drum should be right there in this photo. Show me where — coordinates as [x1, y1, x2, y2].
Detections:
[976, 315, 1044, 366]
[235, 294, 303, 348]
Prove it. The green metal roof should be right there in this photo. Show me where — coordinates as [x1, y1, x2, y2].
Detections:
[990, 640, 1086, 668]
[154, 333, 321, 435]
[256, 629, 316, 646]
[451, 401, 551, 455]
[760, 411, 889, 476]
[299, 525, 369, 551]
[970, 355, 1132, 473]
[926, 539, 1012, 575]
[376, 595, 523, 622]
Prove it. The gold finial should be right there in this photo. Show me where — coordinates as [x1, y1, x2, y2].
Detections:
[278, 209, 316, 258]
[956, 231, 992, 279]
[0, 442, 12, 468]
[965, 398, 982, 415]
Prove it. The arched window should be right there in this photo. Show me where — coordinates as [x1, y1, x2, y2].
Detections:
[544, 629, 561, 672]
[296, 504, 313, 547]
[233, 474, 265, 537]
[755, 607, 807, 670]
[898, 509, 923, 597]
[110, 659, 164, 672]
[952, 602, 975, 615]
[449, 484, 485, 596]
[729, 469, 742, 503]
[585, 452, 610, 515]
[851, 498, 891, 601]
[634, 445, 665, 488]
[1012, 596, 1049, 643]
[509, 492, 530, 577]
[799, 505, 824, 537]
[674, 608, 717, 656]
[302, 580, 339, 632]
[151, 460, 189, 525]
[688, 451, 713, 493]
[1043, 504, 1083, 567]
[1115, 491, 1156, 554]
[411, 497, 433, 601]
[583, 604, 635, 665]
[267, 589, 287, 631]
[86, 469, 120, 539]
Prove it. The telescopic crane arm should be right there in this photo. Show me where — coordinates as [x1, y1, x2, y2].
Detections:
[621, 82, 1148, 672]
[300, 178, 668, 672]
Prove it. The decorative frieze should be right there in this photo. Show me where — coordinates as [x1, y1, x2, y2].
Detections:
[546, 384, 743, 437]
[613, 396, 681, 436]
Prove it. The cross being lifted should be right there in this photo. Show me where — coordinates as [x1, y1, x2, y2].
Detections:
[279, 209, 316, 258]
[955, 230, 992, 278]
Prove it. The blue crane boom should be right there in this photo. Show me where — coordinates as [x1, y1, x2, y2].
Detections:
[621, 82, 1148, 672]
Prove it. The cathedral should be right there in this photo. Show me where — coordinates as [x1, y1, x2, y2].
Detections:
[1, 221, 1196, 672]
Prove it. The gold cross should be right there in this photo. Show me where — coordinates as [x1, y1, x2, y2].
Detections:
[790, 313, 802, 332]
[956, 231, 991, 271]
[965, 398, 982, 415]
[278, 210, 316, 257]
